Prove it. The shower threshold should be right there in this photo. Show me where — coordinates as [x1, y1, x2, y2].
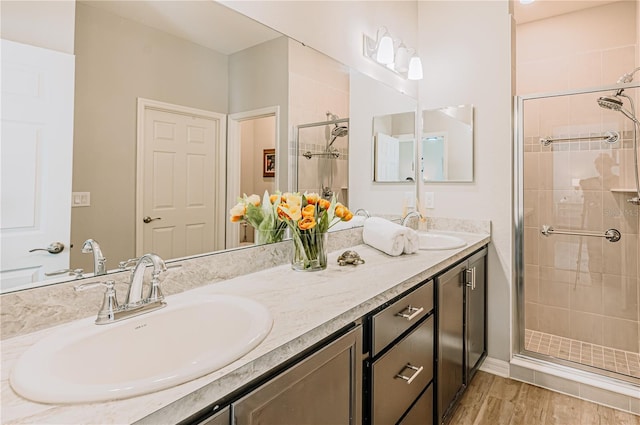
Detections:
[525, 329, 640, 380]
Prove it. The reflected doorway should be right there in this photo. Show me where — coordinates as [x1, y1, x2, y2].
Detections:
[227, 107, 279, 249]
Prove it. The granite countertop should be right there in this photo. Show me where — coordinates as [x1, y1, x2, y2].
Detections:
[1, 231, 490, 425]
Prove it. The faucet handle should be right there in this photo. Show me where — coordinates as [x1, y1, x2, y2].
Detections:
[118, 258, 139, 270]
[74, 280, 119, 325]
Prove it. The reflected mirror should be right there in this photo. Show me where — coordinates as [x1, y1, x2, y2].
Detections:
[373, 112, 416, 183]
[421, 104, 474, 182]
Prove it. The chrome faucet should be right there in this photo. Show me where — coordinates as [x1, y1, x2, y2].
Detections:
[75, 252, 168, 325]
[81, 239, 107, 276]
[126, 253, 167, 306]
[401, 211, 424, 229]
[354, 208, 371, 218]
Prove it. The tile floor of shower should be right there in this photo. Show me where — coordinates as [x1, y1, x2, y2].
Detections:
[525, 329, 640, 379]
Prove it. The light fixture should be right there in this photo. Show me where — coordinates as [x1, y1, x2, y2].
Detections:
[376, 29, 394, 64]
[363, 28, 423, 80]
[394, 43, 410, 73]
[407, 54, 423, 81]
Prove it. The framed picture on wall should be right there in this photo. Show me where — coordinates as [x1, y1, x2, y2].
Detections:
[263, 149, 275, 177]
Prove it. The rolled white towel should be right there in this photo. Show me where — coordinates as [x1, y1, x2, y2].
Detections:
[363, 217, 407, 257]
[404, 228, 420, 254]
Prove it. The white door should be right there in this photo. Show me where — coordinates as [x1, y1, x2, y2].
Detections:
[0, 39, 75, 292]
[137, 99, 225, 260]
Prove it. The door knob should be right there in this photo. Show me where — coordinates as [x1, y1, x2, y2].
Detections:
[143, 216, 162, 223]
[29, 242, 65, 254]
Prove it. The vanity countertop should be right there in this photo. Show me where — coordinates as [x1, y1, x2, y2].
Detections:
[1, 231, 490, 425]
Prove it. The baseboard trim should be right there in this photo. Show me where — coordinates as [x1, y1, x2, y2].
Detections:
[479, 356, 510, 377]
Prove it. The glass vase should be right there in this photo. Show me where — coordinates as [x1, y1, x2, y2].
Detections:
[291, 231, 328, 271]
[254, 226, 286, 245]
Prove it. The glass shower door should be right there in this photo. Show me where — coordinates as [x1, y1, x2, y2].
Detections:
[517, 84, 640, 383]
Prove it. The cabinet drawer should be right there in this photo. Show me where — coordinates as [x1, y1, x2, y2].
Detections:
[372, 315, 434, 425]
[372, 280, 433, 356]
[399, 383, 434, 425]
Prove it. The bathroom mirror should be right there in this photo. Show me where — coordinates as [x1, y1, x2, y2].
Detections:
[421, 104, 474, 182]
[1, 0, 365, 293]
[372, 112, 416, 183]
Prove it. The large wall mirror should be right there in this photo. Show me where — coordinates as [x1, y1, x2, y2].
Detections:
[421, 104, 474, 182]
[372, 112, 416, 183]
[1, 0, 349, 292]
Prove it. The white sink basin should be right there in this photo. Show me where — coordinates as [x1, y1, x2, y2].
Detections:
[418, 232, 467, 250]
[10, 294, 272, 404]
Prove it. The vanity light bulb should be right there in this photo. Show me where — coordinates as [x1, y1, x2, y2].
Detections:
[376, 33, 394, 65]
[407, 55, 423, 80]
[394, 44, 410, 73]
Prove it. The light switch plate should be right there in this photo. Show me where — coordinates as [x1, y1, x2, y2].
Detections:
[72, 192, 90, 207]
[424, 192, 435, 209]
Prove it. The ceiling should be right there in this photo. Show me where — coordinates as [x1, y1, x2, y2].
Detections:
[78, 0, 282, 55]
[513, 0, 624, 24]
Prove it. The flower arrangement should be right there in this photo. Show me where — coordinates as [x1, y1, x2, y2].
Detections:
[276, 192, 353, 271]
[229, 191, 287, 245]
[229, 190, 354, 270]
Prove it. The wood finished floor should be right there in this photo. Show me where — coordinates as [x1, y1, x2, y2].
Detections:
[446, 371, 640, 425]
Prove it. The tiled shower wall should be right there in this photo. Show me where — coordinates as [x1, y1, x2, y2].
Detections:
[518, 1, 639, 357]
[287, 40, 350, 202]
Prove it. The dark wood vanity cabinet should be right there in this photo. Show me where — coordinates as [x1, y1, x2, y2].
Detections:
[194, 325, 361, 425]
[436, 247, 487, 424]
[365, 280, 435, 425]
[194, 245, 488, 425]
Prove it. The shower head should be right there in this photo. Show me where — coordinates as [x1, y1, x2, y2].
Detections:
[328, 125, 348, 147]
[597, 94, 640, 126]
[597, 95, 624, 111]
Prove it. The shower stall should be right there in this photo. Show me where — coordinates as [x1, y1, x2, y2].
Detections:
[295, 115, 349, 204]
[515, 80, 640, 385]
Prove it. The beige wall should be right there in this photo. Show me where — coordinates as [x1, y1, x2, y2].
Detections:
[220, 0, 419, 99]
[71, 3, 229, 272]
[518, 1, 639, 353]
[229, 37, 289, 191]
[418, 1, 514, 362]
[1, 0, 76, 54]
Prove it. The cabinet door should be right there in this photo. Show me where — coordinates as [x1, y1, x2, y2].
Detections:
[466, 249, 487, 383]
[233, 326, 361, 425]
[436, 263, 465, 424]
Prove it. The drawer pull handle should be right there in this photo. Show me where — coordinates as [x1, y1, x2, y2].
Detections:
[396, 306, 424, 321]
[395, 364, 424, 384]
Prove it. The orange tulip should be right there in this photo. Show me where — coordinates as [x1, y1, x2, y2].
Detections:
[269, 194, 280, 204]
[305, 193, 319, 205]
[342, 210, 353, 221]
[302, 204, 316, 218]
[318, 199, 331, 211]
[298, 216, 316, 230]
[335, 204, 346, 218]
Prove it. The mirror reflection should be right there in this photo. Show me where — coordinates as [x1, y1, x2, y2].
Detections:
[421, 104, 474, 182]
[1, 0, 361, 293]
[372, 112, 416, 183]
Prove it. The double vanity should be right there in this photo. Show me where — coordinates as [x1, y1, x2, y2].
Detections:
[1, 223, 490, 424]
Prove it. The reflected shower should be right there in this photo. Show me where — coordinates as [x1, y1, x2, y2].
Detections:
[328, 124, 349, 147]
